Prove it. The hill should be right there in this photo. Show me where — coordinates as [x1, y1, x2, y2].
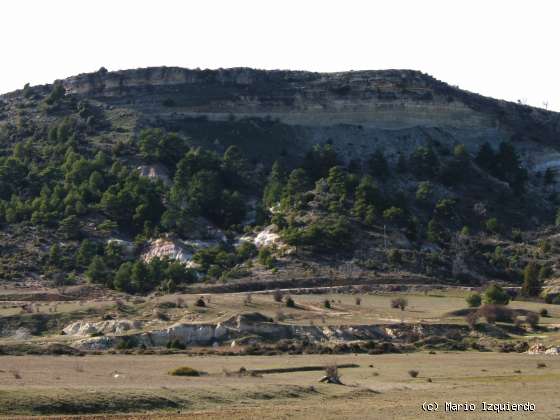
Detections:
[1, 66, 560, 295]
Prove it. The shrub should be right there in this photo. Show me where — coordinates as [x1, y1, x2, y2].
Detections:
[545, 294, 560, 305]
[168, 366, 200, 376]
[522, 262, 541, 297]
[483, 284, 510, 305]
[325, 364, 341, 382]
[465, 311, 480, 329]
[477, 304, 514, 324]
[273, 289, 284, 302]
[323, 299, 331, 309]
[485, 217, 500, 234]
[408, 370, 419, 378]
[258, 247, 276, 269]
[285, 296, 295, 308]
[526, 312, 540, 328]
[167, 339, 186, 350]
[195, 297, 206, 307]
[540, 308, 549, 317]
[465, 292, 482, 308]
[391, 297, 408, 311]
[537, 362, 546, 368]
[355, 297, 361, 306]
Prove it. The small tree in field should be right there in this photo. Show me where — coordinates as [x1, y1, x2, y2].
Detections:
[526, 312, 539, 329]
[285, 296, 295, 308]
[465, 292, 482, 308]
[522, 262, 541, 297]
[273, 289, 284, 303]
[391, 297, 408, 311]
[483, 284, 510, 305]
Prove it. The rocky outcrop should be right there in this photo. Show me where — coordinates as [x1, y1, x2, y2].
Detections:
[54, 67, 559, 148]
[63, 319, 143, 336]
[141, 238, 197, 267]
[69, 312, 470, 350]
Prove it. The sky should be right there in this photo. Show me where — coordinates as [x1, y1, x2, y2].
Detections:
[1, 0, 559, 110]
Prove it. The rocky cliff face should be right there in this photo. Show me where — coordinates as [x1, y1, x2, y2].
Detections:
[52, 66, 559, 169]
[3, 66, 559, 169]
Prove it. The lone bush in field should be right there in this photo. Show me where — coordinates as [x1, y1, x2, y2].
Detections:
[273, 289, 284, 302]
[391, 297, 408, 311]
[408, 370, 419, 378]
[195, 296, 206, 307]
[526, 312, 540, 328]
[168, 366, 200, 376]
[540, 308, 549, 317]
[478, 304, 514, 324]
[355, 296, 361, 305]
[323, 299, 331, 309]
[285, 296, 295, 308]
[483, 284, 510, 305]
[465, 292, 482, 308]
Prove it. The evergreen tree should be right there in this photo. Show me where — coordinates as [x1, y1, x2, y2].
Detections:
[263, 161, 285, 209]
[85, 256, 110, 285]
[475, 142, 496, 172]
[326, 166, 348, 198]
[522, 262, 541, 297]
[49, 244, 62, 267]
[131, 260, 151, 294]
[76, 239, 97, 267]
[410, 146, 439, 178]
[113, 262, 133, 293]
[367, 149, 389, 179]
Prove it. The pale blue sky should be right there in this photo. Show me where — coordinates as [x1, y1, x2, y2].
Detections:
[2, 0, 558, 110]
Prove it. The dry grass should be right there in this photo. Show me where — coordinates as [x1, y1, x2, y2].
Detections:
[0, 352, 558, 418]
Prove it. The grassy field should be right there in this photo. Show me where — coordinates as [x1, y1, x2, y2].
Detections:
[0, 352, 559, 418]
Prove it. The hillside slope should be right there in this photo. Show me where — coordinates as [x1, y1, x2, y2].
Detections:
[1, 67, 560, 295]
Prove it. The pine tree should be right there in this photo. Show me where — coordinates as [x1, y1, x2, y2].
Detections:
[49, 244, 62, 267]
[113, 262, 133, 293]
[367, 149, 389, 179]
[522, 262, 541, 297]
[263, 161, 285, 208]
[58, 215, 80, 239]
[76, 239, 97, 267]
[85, 256, 109, 285]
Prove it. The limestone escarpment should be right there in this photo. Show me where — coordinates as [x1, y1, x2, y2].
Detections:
[3, 66, 559, 168]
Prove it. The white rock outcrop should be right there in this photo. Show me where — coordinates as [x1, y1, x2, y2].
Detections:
[63, 319, 142, 337]
[254, 226, 281, 248]
[137, 164, 171, 186]
[141, 238, 198, 267]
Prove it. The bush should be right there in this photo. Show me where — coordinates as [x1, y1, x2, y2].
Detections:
[408, 370, 419, 378]
[540, 308, 549, 317]
[323, 299, 331, 309]
[526, 312, 539, 328]
[545, 294, 560, 305]
[477, 304, 514, 324]
[195, 297, 206, 307]
[285, 296, 295, 308]
[166, 339, 186, 350]
[391, 297, 408, 311]
[258, 247, 276, 269]
[465, 311, 480, 329]
[483, 285, 510, 305]
[273, 289, 284, 302]
[522, 262, 541, 297]
[168, 366, 200, 376]
[355, 297, 361, 306]
[465, 292, 482, 308]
